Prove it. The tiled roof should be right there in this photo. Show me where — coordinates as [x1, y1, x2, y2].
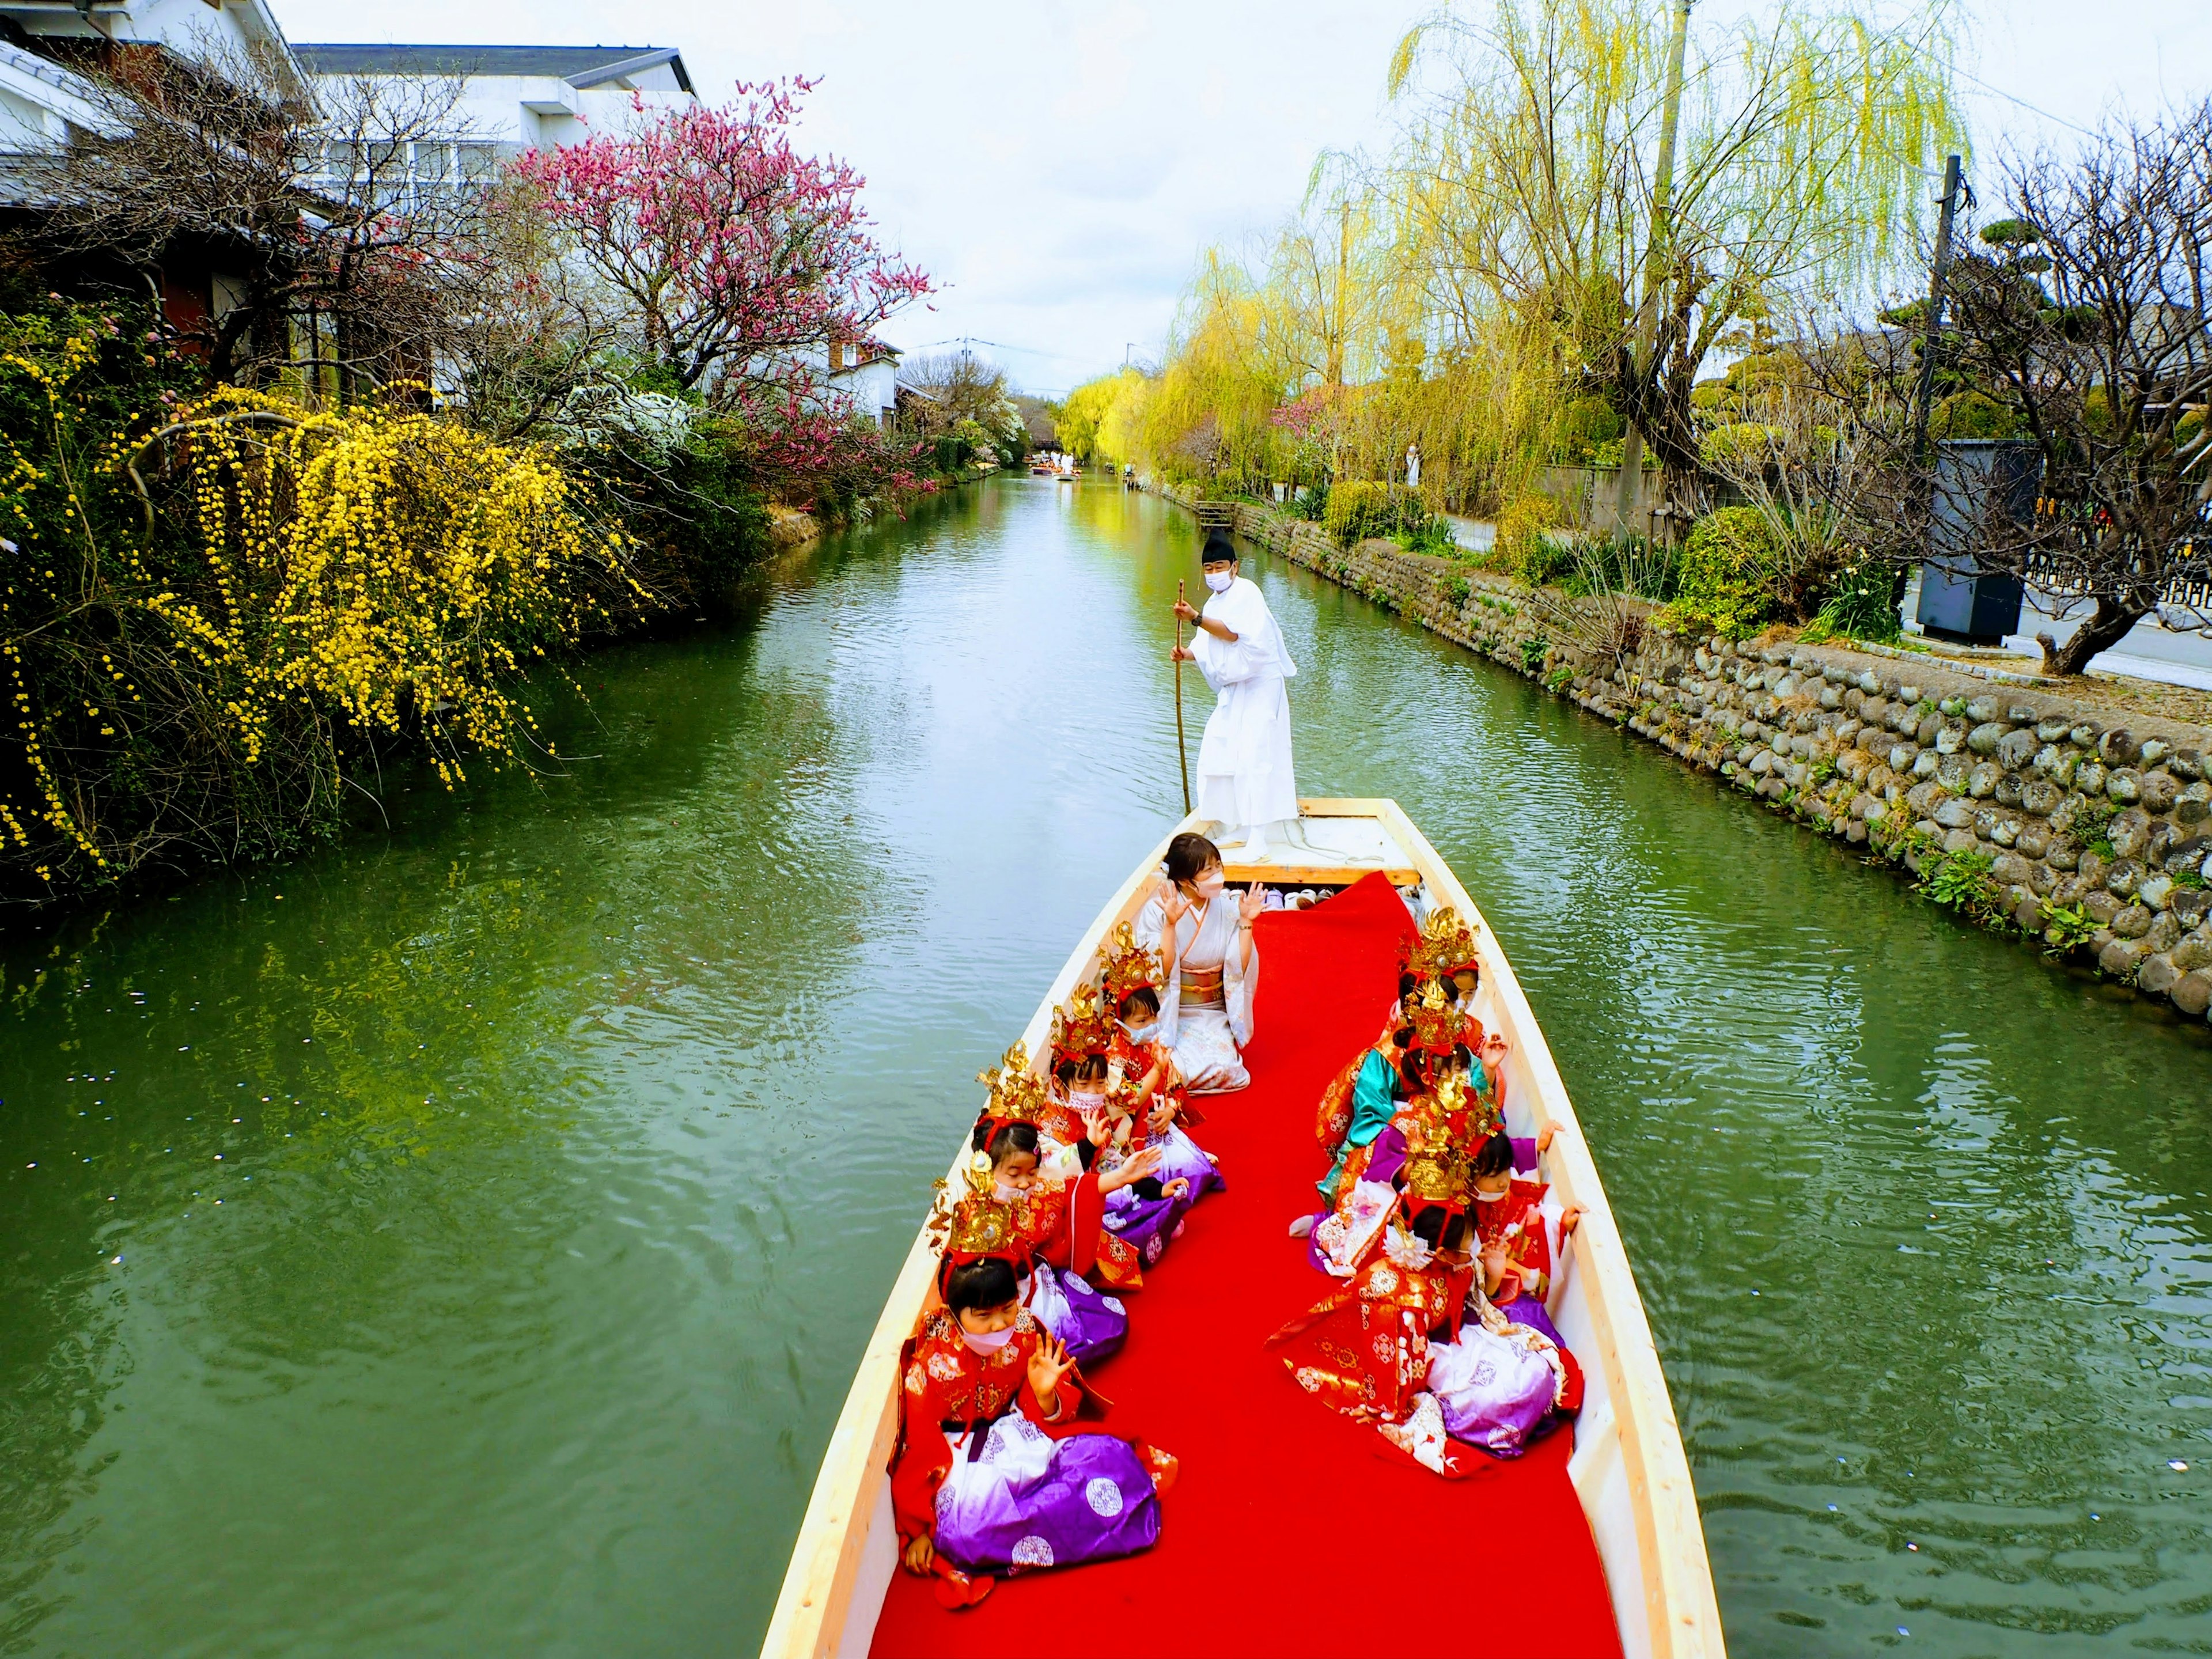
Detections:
[290, 44, 691, 93]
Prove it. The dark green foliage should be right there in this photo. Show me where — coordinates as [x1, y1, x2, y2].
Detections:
[1802, 558, 1903, 643]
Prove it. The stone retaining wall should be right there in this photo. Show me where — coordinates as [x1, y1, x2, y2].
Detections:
[1177, 489, 2212, 1027]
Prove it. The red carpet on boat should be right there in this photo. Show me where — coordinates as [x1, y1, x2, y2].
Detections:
[870, 872, 1623, 1659]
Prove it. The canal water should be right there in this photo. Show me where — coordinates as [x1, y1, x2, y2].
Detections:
[2, 479, 2207, 1657]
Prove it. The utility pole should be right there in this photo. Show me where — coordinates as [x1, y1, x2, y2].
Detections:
[1613, 0, 1694, 539]
[1912, 153, 1964, 458]
[1328, 199, 1350, 388]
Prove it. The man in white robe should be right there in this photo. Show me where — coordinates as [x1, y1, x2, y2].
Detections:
[1171, 531, 1299, 858]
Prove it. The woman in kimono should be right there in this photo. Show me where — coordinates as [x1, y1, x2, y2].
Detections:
[1133, 832, 1263, 1093]
[896, 1173, 1176, 1608]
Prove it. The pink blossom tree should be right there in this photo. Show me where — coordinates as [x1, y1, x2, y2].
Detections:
[510, 78, 934, 403]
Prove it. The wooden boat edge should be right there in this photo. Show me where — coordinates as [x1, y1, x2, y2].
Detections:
[757, 797, 1724, 1659]
[757, 813, 1191, 1659]
[1357, 798, 1725, 1658]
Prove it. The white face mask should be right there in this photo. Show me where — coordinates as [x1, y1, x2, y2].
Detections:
[993, 1179, 1025, 1203]
[1194, 871, 1226, 899]
[1473, 1185, 1509, 1204]
[959, 1324, 1016, 1355]
[1204, 570, 1233, 592]
[1122, 1020, 1156, 1044]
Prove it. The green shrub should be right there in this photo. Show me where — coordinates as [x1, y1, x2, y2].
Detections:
[1919, 847, 2013, 930]
[1929, 389, 2021, 441]
[1393, 510, 1455, 555]
[1657, 507, 1781, 641]
[1497, 493, 1570, 585]
[1322, 480, 1392, 544]
[1800, 558, 1902, 643]
[1293, 481, 1330, 521]
[1519, 635, 1551, 673]
[1551, 395, 1624, 463]
[1700, 423, 1782, 471]
[2039, 901, 2099, 955]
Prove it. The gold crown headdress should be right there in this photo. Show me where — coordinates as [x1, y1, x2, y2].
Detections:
[1401, 1071, 1478, 1211]
[937, 1151, 1028, 1290]
[976, 1041, 1050, 1130]
[1405, 906, 1479, 983]
[1050, 984, 1119, 1065]
[1097, 921, 1163, 1009]
[1408, 978, 1463, 1054]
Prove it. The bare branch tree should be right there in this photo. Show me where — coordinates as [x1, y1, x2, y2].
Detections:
[1939, 103, 2212, 675]
[26, 38, 495, 398]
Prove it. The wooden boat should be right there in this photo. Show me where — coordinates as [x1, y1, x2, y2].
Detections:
[762, 800, 1724, 1659]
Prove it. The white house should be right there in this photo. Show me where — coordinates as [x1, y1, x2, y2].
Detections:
[289, 43, 695, 183]
[0, 0, 306, 159]
[828, 337, 901, 427]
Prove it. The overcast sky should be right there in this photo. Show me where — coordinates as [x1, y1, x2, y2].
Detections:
[270, 1, 2212, 396]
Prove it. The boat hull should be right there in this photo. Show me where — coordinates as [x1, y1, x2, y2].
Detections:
[760, 800, 1722, 1658]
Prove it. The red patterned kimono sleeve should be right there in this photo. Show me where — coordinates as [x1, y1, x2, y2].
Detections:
[1313, 1051, 1363, 1153]
[1481, 1182, 1552, 1307]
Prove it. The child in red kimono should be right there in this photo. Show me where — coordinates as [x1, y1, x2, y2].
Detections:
[982, 1117, 1154, 1293]
[1267, 1102, 1580, 1474]
[895, 1187, 1176, 1608]
[1265, 1142, 1479, 1456]
[1469, 1127, 1583, 1347]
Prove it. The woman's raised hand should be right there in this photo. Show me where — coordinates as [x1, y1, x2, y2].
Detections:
[1237, 884, 1265, 925]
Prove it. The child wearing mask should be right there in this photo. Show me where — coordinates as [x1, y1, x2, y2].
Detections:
[895, 1213, 1175, 1608]
[1468, 1127, 1582, 1347]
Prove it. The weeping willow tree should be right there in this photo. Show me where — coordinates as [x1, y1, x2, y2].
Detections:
[1127, 0, 1963, 524]
[1383, 0, 1965, 527]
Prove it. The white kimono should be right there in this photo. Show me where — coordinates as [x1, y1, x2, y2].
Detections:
[1190, 575, 1299, 830]
[1134, 890, 1255, 1093]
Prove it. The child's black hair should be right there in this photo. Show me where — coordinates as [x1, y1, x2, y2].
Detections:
[1053, 1054, 1109, 1085]
[1408, 1205, 1474, 1253]
[944, 1257, 1019, 1314]
[971, 1120, 1041, 1165]
[1118, 986, 1161, 1020]
[1470, 1128, 1516, 1179]
[1397, 972, 1421, 1002]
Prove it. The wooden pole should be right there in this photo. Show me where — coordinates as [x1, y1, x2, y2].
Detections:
[1173, 579, 1192, 815]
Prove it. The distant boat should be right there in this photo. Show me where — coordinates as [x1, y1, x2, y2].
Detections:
[759, 798, 1724, 1659]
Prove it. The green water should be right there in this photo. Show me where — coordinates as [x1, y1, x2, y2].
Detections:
[2, 479, 2207, 1657]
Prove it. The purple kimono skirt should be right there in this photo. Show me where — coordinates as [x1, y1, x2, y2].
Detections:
[1022, 1263, 1126, 1369]
[1425, 1321, 1563, 1457]
[934, 1413, 1162, 1574]
[1101, 1126, 1224, 1267]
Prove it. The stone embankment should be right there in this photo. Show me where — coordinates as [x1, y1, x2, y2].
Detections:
[1180, 490, 2212, 1025]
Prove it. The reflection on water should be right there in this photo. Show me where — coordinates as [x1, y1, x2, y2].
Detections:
[2, 479, 2208, 1657]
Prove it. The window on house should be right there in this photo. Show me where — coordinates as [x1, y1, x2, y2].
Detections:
[457, 144, 499, 182]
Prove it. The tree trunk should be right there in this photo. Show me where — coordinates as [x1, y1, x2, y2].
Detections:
[2038, 596, 2148, 676]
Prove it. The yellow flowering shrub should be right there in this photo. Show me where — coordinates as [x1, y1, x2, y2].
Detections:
[0, 302, 649, 901]
[166, 387, 642, 786]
